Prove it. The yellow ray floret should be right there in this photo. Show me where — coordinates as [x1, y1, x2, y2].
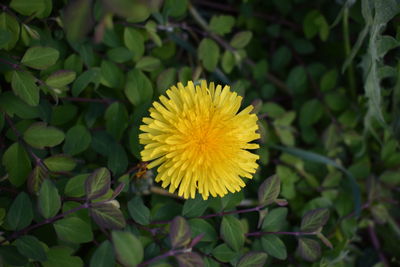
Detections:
[139, 80, 260, 200]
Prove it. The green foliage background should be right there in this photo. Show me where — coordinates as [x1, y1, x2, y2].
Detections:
[0, 0, 400, 266]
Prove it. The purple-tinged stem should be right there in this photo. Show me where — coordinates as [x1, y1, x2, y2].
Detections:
[1, 203, 89, 244]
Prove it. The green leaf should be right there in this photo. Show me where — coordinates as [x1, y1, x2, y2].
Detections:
[258, 175, 280, 206]
[14, 235, 47, 261]
[61, 0, 93, 43]
[220, 215, 245, 252]
[136, 56, 161, 72]
[297, 238, 321, 262]
[91, 201, 126, 229]
[107, 47, 133, 63]
[90, 240, 115, 267]
[38, 179, 61, 219]
[44, 155, 76, 172]
[45, 70, 76, 88]
[7, 192, 33, 230]
[182, 194, 209, 218]
[64, 54, 83, 73]
[261, 234, 287, 260]
[0, 92, 39, 119]
[100, 60, 123, 88]
[63, 125, 92, 155]
[85, 167, 111, 200]
[237, 252, 268, 267]
[128, 196, 150, 225]
[64, 174, 89, 197]
[380, 171, 400, 186]
[54, 216, 93, 243]
[272, 145, 361, 216]
[124, 69, 153, 106]
[286, 66, 307, 94]
[71, 68, 101, 96]
[221, 50, 235, 74]
[27, 165, 48, 194]
[2, 142, 31, 187]
[0, 28, 11, 47]
[0, 246, 28, 266]
[179, 66, 192, 85]
[112, 230, 143, 267]
[303, 10, 319, 39]
[188, 218, 217, 242]
[9, 0, 50, 18]
[157, 67, 176, 94]
[262, 208, 288, 231]
[300, 208, 330, 232]
[105, 102, 128, 141]
[107, 143, 128, 176]
[198, 38, 220, 72]
[210, 191, 244, 212]
[230, 31, 252, 49]
[212, 243, 236, 262]
[23, 122, 65, 149]
[51, 104, 78, 125]
[320, 69, 337, 92]
[0, 12, 20, 50]
[299, 99, 324, 127]
[11, 70, 40, 106]
[170, 216, 191, 248]
[163, 0, 188, 17]
[102, 0, 150, 21]
[124, 28, 144, 61]
[314, 15, 329, 41]
[374, 0, 399, 24]
[42, 246, 83, 267]
[21, 46, 59, 70]
[209, 15, 235, 35]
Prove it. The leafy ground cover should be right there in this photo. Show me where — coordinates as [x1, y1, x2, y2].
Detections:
[0, 0, 400, 266]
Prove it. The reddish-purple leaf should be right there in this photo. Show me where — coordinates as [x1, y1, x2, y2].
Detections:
[175, 252, 203, 267]
[170, 216, 191, 248]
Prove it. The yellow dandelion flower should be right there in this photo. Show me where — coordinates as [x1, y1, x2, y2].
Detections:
[139, 80, 260, 200]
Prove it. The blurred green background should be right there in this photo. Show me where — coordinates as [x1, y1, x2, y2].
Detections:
[0, 0, 400, 266]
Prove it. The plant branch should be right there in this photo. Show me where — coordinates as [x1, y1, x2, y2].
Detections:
[1, 202, 89, 244]
[4, 113, 49, 172]
[245, 230, 316, 237]
[137, 248, 190, 267]
[61, 97, 115, 104]
[199, 205, 263, 219]
[0, 57, 20, 70]
[368, 222, 389, 267]
[191, 0, 300, 30]
[188, 4, 290, 93]
[151, 205, 263, 225]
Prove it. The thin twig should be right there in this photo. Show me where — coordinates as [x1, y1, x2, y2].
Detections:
[61, 97, 115, 104]
[245, 230, 316, 237]
[286, 42, 343, 130]
[192, 0, 300, 30]
[1, 203, 89, 244]
[137, 248, 190, 267]
[368, 223, 389, 267]
[188, 4, 290, 93]
[4, 114, 49, 171]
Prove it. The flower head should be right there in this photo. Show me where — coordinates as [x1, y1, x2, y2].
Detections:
[139, 81, 260, 199]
